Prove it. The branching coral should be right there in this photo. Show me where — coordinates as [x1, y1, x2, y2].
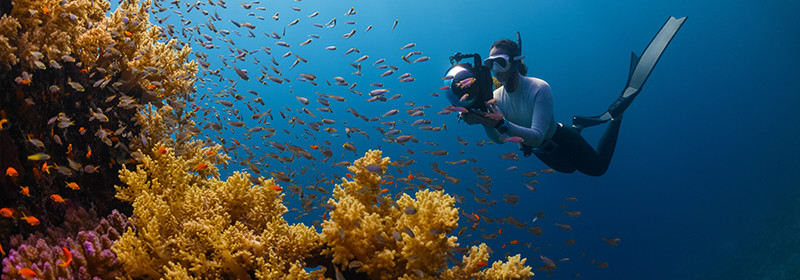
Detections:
[1, 209, 131, 280]
[0, 0, 196, 99]
[0, 0, 108, 70]
[113, 107, 323, 279]
[72, 0, 198, 99]
[438, 244, 534, 280]
[321, 150, 534, 280]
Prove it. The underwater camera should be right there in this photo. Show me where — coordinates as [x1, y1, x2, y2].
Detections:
[442, 52, 494, 111]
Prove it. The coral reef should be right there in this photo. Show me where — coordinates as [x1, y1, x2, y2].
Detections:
[0, 0, 196, 98]
[0, 0, 536, 278]
[71, 0, 198, 99]
[112, 106, 323, 279]
[0, 0, 197, 276]
[1, 209, 131, 279]
[112, 128, 533, 279]
[0, 0, 108, 70]
[321, 149, 533, 280]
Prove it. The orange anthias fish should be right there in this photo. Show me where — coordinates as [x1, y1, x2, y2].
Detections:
[19, 186, 29, 196]
[5, 167, 18, 177]
[194, 163, 209, 170]
[1, 207, 14, 218]
[66, 182, 80, 190]
[157, 147, 167, 154]
[22, 214, 39, 226]
[269, 185, 282, 192]
[18, 267, 36, 278]
[50, 194, 67, 203]
[58, 247, 72, 267]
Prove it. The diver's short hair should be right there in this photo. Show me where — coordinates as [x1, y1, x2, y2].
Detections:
[491, 39, 528, 75]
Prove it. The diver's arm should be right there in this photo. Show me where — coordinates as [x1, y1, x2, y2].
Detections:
[482, 123, 504, 144]
[500, 83, 553, 147]
[462, 110, 504, 143]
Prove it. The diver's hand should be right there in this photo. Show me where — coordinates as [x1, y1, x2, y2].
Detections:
[462, 110, 499, 127]
[460, 111, 483, 125]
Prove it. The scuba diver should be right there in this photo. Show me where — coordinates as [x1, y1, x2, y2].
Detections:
[448, 16, 685, 176]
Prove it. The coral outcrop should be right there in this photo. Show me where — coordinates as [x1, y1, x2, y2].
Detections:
[112, 105, 323, 279]
[1, 209, 131, 279]
[321, 149, 533, 280]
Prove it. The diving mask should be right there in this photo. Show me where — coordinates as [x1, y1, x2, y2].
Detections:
[484, 54, 525, 73]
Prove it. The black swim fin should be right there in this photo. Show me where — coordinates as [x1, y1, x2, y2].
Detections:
[573, 16, 686, 132]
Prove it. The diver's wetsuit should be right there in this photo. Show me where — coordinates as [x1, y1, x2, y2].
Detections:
[484, 73, 621, 176]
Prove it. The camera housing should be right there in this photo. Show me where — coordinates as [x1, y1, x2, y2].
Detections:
[442, 53, 494, 111]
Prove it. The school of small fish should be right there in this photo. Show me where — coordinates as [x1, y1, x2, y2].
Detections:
[0, 0, 619, 277]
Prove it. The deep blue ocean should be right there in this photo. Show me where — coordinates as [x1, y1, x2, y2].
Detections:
[157, 0, 800, 279]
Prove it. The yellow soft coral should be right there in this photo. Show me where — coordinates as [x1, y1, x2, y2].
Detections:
[72, 0, 197, 99]
[439, 244, 533, 280]
[0, 15, 21, 67]
[0, 0, 196, 98]
[113, 109, 324, 279]
[116, 111, 531, 279]
[0, 0, 108, 69]
[321, 150, 533, 280]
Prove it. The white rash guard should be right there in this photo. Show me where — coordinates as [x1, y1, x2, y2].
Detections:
[482, 73, 558, 148]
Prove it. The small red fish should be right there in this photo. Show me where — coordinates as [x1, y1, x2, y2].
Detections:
[269, 185, 282, 192]
[50, 194, 67, 203]
[66, 182, 80, 190]
[22, 215, 39, 226]
[5, 167, 18, 177]
[0, 207, 14, 218]
[58, 247, 72, 267]
[194, 163, 208, 170]
[18, 267, 37, 278]
[19, 186, 29, 196]
[157, 147, 167, 154]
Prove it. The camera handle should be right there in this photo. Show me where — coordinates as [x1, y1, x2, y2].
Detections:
[449, 53, 483, 68]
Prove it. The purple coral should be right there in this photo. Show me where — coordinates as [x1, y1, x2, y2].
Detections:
[1, 210, 131, 280]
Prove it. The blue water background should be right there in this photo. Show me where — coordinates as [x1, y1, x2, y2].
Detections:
[148, 0, 800, 279]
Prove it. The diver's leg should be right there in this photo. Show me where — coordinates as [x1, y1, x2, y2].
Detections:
[539, 121, 622, 176]
[533, 124, 578, 173]
[536, 124, 606, 174]
[580, 116, 623, 176]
